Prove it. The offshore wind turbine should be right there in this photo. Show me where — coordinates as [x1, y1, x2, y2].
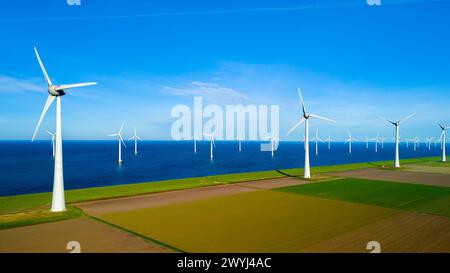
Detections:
[286, 88, 335, 179]
[31, 47, 97, 212]
[128, 128, 142, 155]
[364, 136, 370, 149]
[311, 128, 323, 156]
[437, 122, 449, 162]
[370, 133, 381, 153]
[425, 137, 433, 150]
[190, 135, 197, 153]
[384, 113, 415, 168]
[265, 132, 278, 157]
[324, 135, 333, 150]
[345, 131, 357, 154]
[237, 131, 243, 152]
[108, 121, 126, 164]
[203, 131, 216, 160]
[47, 130, 55, 158]
[413, 136, 419, 151]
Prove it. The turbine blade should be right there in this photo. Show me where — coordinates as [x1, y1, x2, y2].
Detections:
[309, 114, 335, 122]
[34, 47, 52, 86]
[31, 95, 55, 142]
[400, 113, 416, 124]
[286, 118, 305, 136]
[119, 120, 126, 133]
[297, 88, 307, 115]
[107, 134, 118, 137]
[119, 135, 126, 147]
[56, 82, 97, 91]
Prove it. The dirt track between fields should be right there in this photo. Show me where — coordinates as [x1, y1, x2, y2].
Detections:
[75, 177, 306, 216]
[0, 218, 174, 253]
[329, 168, 450, 187]
[301, 212, 450, 253]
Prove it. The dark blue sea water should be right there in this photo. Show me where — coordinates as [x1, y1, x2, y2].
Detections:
[0, 140, 442, 196]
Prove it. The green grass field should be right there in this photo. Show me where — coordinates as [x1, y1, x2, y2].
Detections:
[276, 178, 450, 217]
[0, 157, 436, 214]
[101, 190, 398, 252]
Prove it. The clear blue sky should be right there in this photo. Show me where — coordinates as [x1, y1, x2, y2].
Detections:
[0, 0, 449, 141]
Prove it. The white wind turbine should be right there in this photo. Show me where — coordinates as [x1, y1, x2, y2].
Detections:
[437, 122, 449, 162]
[379, 137, 385, 149]
[384, 113, 415, 168]
[364, 136, 370, 149]
[237, 131, 243, 152]
[190, 135, 197, 153]
[128, 128, 142, 155]
[108, 121, 127, 164]
[369, 133, 381, 153]
[47, 130, 55, 158]
[311, 128, 323, 156]
[203, 131, 216, 160]
[265, 132, 278, 157]
[345, 131, 357, 154]
[424, 137, 433, 150]
[412, 136, 420, 151]
[31, 47, 97, 212]
[286, 88, 335, 179]
[324, 135, 333, 150]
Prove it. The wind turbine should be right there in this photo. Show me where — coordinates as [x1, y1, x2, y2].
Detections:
[203, 131, 216, 160]
[379, 137, 385, 149]
[265, 133, 278, 157]
[128, 128, 142, 155]
[190, 135, 197, 153]
[345, 131, 357, 154]
[412, 136, 420, 152]
[384, 113, 415, 168]
[364, 136, 370, 149]
[237, 131, 243, 152]
[47, 130, 55, 158]
[437, 122, 449, 162]
[286, 88, 335, 179]
[424, 137, 433, 150]
[311, 128, 323, 156]
[31, 47, 97, 212]
[108, 121, 126, 164]
[324, 135, 333, 150]
[370, 133, 381, 153]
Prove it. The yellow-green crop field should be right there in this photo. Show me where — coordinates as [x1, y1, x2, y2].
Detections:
[101, 190, 399, 252]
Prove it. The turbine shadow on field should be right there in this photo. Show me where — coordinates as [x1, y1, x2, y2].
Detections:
[275, 170, 300, 178]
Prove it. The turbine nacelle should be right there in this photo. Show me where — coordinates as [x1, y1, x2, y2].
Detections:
[48, 85, 65, 96]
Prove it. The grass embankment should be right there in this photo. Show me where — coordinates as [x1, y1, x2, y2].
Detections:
[0, 207, 83, 230]
[276, 178, 450, 217]
[0, 156, 437, 215]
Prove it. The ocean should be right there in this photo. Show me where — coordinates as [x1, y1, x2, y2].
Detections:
[0, 140, 441, 196]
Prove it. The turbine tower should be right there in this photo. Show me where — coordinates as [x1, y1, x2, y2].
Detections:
[287, 88, 335, 179]
[265, 133, 278, 157]
[108, 121, 126, 164]
[128, 128, 142, 155]
[31, 47, 97, 212]
[237, 131, 243, 152]
[203, 131, 216, 160]
[437, 122, 449, 162]
[345, 131, 357, 154]
[47, 130, 55, 158]
[384, 113, 415, 168]
[191, 136, 197, 153]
